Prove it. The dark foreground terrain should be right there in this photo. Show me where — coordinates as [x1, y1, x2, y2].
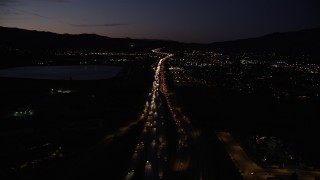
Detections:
[0, 64, 154, 179]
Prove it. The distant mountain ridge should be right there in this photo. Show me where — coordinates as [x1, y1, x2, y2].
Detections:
[1, 26, 320, 57]
[0, 26, 180, 51]
[209, 28, 320, 55]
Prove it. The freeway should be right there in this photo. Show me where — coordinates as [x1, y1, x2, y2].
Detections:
[123, 49, 173, 179]
[124, 49, 204, 179]
[217, 131, 320, 180]
[124, 48, 240, 180]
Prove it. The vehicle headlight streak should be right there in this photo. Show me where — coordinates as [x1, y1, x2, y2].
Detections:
[124, 49, 173, 179]
[125, 49, 195, 179]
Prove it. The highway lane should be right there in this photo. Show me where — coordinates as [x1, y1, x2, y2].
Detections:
[125, 48, 215, 180]
[124, 49, 172, 179]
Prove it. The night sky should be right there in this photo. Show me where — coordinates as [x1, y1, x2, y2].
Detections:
[0, 0, 319, 43]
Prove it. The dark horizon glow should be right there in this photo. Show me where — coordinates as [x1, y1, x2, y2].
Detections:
[0, 0, 319, 43]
